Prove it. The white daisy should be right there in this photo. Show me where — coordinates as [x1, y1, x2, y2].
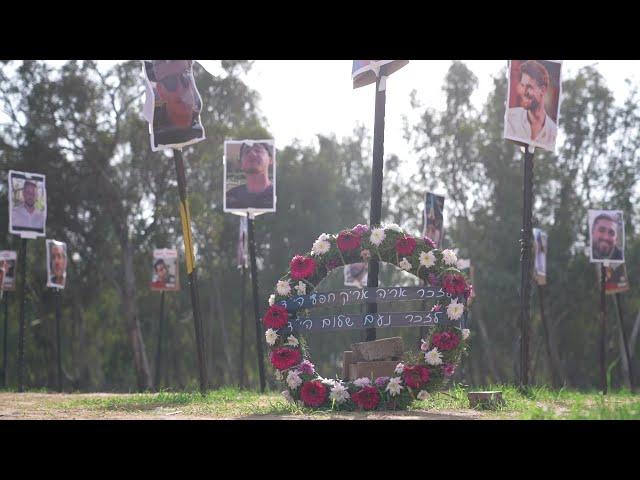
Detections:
[276, 280, 292, 296]
[425, 347, 443, 366]
[386, 223, 404, 233]
[399, 257, 412, 271]
[447, 298, 465, 320]
[265, 328, 279, 346]
[417, 390, 430, 401]
[329, 383, 350, 404]
[294, 281, 306, 296]
[321, 377, 337, 387]
[394, 363, 405, 374]
[442, 249, 458, 266]
[286, 370, 303, 390]
[353, 377, 371, 388]
[419, 251, 436, 268]
[369, 228, 386, 247]
[286, 335, 299, 347]
[462, 328, 470, 340]
[311, 237, 331, 256]
[385, 377, 404, 397]
[268, 294, 275, 306]
[282, 390, 294, 404]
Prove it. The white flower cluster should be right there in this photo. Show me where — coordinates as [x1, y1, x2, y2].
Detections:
[330, 383, 350, 404]
[294, 281, 306, 296]
[286, 335, 299, 346]
[394, 363, 405, 374]
[370, 227, 386, 246]
[461, 328, 470, 340]
[447, 298, 465, 320]
[268, 294, 275, 306]
[265, 328, 279, 346]
[277, 280, 291, 296]
[311, 233, 331, 256]
[385, 223, 404, 233]
[399, 257, 412, 271]
[442, 249, 458, 266]
[385, 377, 404, 397]
[286, 370, 303, 390]
[353, 377, 371, 388]
[425, 347, 443, 366]
[419, 250, 436, 268]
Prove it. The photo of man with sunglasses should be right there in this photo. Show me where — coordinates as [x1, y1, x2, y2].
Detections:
[224, 140, 276, 211]
[142, 60, 205, 150]
[589, 210, 624, 263]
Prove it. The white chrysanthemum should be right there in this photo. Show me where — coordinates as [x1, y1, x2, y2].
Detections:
[353, 377, 371, 388]
[276, 280, 291, 296]
[419, 251, 436, 268]
[442, 249, 458, 266]
[386, 223, 404, 233]
[330, 383, 350, 404]
[268, 294, 275, 306]
[385, 377, 404, 397]
[294, 281, 307, 296]
[417, 390, 430, 401]
[399, 257, 412, 271]
[286, 335, 299, 347]
[282, 390, 294, 404]
[321, 377, 337, 386]
[462, 328, 470, 340]
[311, 237, 331, 256]
[265, 328, 279, 346]
[286, 370, 303, 390]
[447, 298, 465, 320]
[425, 347, 443, 366]
[394, 363, 405, 374]
[369, 228, 386, 247]
[275, 370, 283, 381]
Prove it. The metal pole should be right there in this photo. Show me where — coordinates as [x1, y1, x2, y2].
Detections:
[239, 262, 246, 388]
[154, 291, 165, 390]
[55, 289, 62, 392]
[247, 214, 266, 392]
[366, 65, 387, 342]
[2, 292, 8, 388]
[537, 284, 560, 388]
[173, 148, 208, 393]
[17, 238, 27, 392]
[519, 148, 534, 389]
[614, 293, 635, 392]
[600, 264, 607, 394]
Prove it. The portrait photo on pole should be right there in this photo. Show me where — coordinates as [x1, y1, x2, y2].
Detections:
[596, 263, 630, 295]
[588, 210, 624, 264]
[141, 60, 205, 152]
[151, 248, 180, 292]
[0, 250, 17, 291]
[352, 60, 409, 89]
[533, 228, 548, 285]
[46, 240, 67, 289]
[423, 192, 445, 248]
[224, 139, 276, 214]
[504, 60, 562, 153]
[344, 262, 368, 289]
[8, 170, 46, 238]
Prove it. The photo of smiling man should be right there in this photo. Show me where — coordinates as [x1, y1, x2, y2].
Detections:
[224, 139, 276, 213]
[588, 210, 624, 263]
[46, 240, 68, 289]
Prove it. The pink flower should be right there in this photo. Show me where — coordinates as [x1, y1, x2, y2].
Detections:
[442, 363, 456, 377]
[423, 236, 436, 249]
[351, 224, 370, 236]
[300, 359, 315, 375]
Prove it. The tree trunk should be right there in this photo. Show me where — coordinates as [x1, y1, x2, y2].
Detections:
[122, 240, 152, 391]
[214, 271, 234, 384]
[474, 308, 500, 383]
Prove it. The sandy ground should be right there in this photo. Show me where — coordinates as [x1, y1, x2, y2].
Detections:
[0, 392, 487, 420]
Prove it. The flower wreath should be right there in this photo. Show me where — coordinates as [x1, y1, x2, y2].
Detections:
[263, 223, 472, 411]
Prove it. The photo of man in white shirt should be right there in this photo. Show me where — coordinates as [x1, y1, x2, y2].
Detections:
[8, 171, 46, 237]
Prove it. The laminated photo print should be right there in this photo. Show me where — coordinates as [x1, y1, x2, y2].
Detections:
[596, 262, 630, 295]
[0, 250, 17, 291]
[8, 170, 46, 238]
[504, 60, 562, 153]
[344, 262, 368, 289]
[46, 240, 67, 289]
[151, 248, 180, 292]
[533, 228, 548, 285]
[352, 60, 409, 89]
[423, 192, 445, 248]
[142, 60, 205, 152]
[224, 139, 276, 215]
[588, 210, 624, 264]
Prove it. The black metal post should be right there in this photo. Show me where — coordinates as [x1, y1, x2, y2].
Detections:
[17, 238, 27, 392]
[2, 292, 8, 388]
[247, 214, 266, 392]
[239, 262, 246, 388]
[600, 264, 607, 394]
[173, 148, 208, 393]
[154, 291, 165, 390]
[614, 293, 635, 393]
[55, 289, 62, 392]
[519, 148, 534, 389]
[537, 284, 560, 388]
[366, 65, 387, 342]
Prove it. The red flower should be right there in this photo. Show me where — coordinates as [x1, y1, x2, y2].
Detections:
[263, 305, 289, 330]
[402, 365, 430, 389]
[431, 331, 460, 351]
[300, 380, 328, 407]
[442, 273, 467, 296]
[290, 255, 316, 280]
[270, 347, 302, 371]
[336, 230, 361, 252]
[396, 236, 417, 256]
[351, 386, 380, 410]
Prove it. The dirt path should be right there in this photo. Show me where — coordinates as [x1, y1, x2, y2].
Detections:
[0, 392, 487, 420]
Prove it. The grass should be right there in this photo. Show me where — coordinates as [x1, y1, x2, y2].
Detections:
[3, 385, 639, 419]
